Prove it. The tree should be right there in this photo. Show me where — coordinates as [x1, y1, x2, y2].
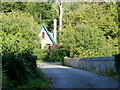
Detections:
[2, 2, 58, 31]
[25, 2, 58, 31]
[2, 2, 27, 12]
[60, 2, 119, 57]
[2, 11, 39, 88]
[60, 24, 113, 57]
[2, 11, 39, 55]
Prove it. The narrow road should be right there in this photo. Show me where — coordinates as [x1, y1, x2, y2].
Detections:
[37, 62, 119, 88]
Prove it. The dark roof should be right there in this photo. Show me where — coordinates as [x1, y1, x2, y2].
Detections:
[39, 24, 58, 45]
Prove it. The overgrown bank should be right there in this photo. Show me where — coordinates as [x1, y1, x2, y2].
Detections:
[2, 12, 50, 89]
[1, 2, 58, 88]
[15, 68, 51, 89]
[2, 53, 50, 89]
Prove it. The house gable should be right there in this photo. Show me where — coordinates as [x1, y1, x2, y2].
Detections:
[39, 24, 57, 45]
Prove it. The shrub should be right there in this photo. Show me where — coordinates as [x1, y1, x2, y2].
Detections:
[2, 11, 38, 55]
[61, 3, 119, 58]
[60, 24, 113, 58]
[2, 11, 39, 88]
[114, 54, 120, 74]
[33, 48, 46, 62]
[43, 49, 70, 65]
[2, 53, 38, 88]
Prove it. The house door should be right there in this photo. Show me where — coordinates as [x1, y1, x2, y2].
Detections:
[47, 44, 51, 49]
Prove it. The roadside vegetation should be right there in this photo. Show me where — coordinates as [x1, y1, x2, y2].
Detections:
[2, 11, 50, 89]
[71, 66, 120, 81]
[2, 2, 55, 89]
[15, 69, 51, 89]
[85, 69, 120, 81]
[1, 2, 119, 89]
[60, 2, 119, 58]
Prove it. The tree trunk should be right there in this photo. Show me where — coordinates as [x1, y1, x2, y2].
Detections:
[59, 3, 63, 32]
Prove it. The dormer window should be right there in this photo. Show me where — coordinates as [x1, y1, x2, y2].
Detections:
[42, 32, 45, 38]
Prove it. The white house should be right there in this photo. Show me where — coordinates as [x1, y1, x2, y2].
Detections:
[38, 23, 58, 49]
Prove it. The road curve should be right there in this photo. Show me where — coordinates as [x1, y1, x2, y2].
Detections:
[37, 62, 119, 88]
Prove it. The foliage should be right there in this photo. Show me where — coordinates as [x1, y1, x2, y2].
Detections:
[2, 11, 39, 55]
[2, 2, 58, 31]
[114, 54, 120, 74]
[60, 2, 119, 57]
[25, 2, 57, 19]
[82, 68, 120, 80]
[34, 47, 46, 62]
[43, 49, 70, 65]
[60, 24, 113, 57]
[63, 2, 118, 40]
[2, 11, 39, 88]
[1, 3, 58, 88]
[26, 2, 58, 31]
[2, 53, 37, 88]
[115, 54, 120, 68]
[2, 2, 27, 12]
[16, 69, 51, 89]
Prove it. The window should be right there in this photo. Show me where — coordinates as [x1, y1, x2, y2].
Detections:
[47, 44, 51, 49]
[47, 44, 50, 46]
[39, 44, 41, 49]
[38, 44, 41, 49]
[42, 32, 45, 38]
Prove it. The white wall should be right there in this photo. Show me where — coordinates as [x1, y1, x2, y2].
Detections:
[38, 27, 53, 49]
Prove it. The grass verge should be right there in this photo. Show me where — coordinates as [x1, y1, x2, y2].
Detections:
[64, 65, 120, 81]
[85, 69, 120, 81]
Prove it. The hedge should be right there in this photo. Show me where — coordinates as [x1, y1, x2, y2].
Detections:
[42, 49, 70, 65]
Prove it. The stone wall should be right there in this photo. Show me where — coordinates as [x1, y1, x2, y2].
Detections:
[64, 56, 116, 73]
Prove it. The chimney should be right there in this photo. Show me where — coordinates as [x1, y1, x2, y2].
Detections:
[53, 19, 57, 42]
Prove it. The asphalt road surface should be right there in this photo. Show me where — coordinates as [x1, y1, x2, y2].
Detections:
[37, 62, 119, 88]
